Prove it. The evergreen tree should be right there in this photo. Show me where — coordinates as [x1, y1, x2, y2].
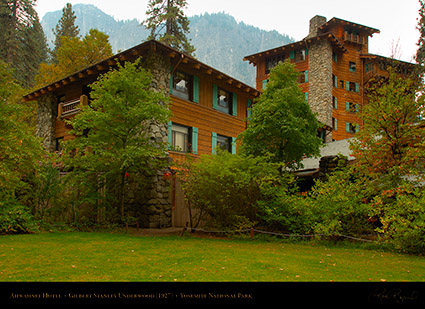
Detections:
[0, 0, 48, 88]
[143, 0, 195, 56]
[51, 2, 79, 63]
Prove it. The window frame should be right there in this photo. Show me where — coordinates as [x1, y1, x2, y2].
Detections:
[172, 70, 193, 102]
[171, 123, 192, 153]
[216, 87, 233, 115]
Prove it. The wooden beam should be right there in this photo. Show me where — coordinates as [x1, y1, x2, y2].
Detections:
[192, 63, 201, 70]
[205, 69, 212, 75]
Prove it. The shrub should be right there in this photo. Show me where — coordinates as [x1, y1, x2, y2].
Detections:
[178, 151, 282, 230]
[0, 200, 39, 234]
[371, 184, 425, 254]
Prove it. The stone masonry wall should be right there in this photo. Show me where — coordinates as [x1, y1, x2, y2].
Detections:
[308, 39, 333, 142]
[36, 94, 57, 152]
[132, 50, 172, 228]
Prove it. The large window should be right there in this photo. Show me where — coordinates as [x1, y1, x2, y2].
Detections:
[172, 71, 192, 101]
[171, 123, 190, 152]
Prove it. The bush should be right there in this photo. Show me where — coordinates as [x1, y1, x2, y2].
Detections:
[371, 184, 425, 254]
[307, 170, 374, 239]
[178, 151, 283, 230]
[0, 200, 39, 234]
[258, 168, 375, 239]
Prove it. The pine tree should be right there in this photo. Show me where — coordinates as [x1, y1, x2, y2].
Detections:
[143, 0, 195, 56]
[51, 2, 79, 63]
[0, 0, 48, 88]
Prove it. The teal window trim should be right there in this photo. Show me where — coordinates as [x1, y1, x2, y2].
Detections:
[193, 76, 199, 103]
[231, 137, 237, 154]
[262, 79, 268, 90]
[211, 132, 217, 154]
[192, 127, 198, 154]
[232, 92, 237, 116]
[304, 70, 308, 83]
[167, 121, 173, 149]
[212, 84, 218, 109]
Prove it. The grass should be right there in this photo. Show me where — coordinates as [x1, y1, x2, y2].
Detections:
[0, 231, 424, 282]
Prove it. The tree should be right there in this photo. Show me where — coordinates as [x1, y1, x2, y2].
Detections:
[239, 60, 321, 170]
[0, 0, 48, 87]
[350, 68, 425, 187]
[416, 0, 425, 77]
[0, 60, 46, 233]
[62, 59, 171, 221]
[35, 29, 113, 87]
[51, 2, 80, 63]
[143, 0, 195, 56]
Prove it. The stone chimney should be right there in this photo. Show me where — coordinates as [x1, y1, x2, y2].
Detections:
[307, 15, 327, 38]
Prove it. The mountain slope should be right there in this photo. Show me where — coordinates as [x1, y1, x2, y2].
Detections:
[40, 4, 293, 86]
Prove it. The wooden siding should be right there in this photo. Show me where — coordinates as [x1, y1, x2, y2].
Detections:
[331, 39, 363, 141]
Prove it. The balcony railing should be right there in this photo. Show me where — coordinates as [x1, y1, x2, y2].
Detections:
[58, 95, 88, 118]
[343, 32, 366, 45]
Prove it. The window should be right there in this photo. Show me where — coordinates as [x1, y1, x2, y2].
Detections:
[171, 123, 190, 152]
[332, 52, 338, 63]
[168, 122, 198, 154]
[346, 102, 359, 113]
[346, 122, 359, 134]
[349, 62, 356, 72]
[217, 134, 232, 152]
[212, 85, 237, 116]
[55, 137, 64, 152]
[346, 81, 359, 92]
[212, 132, 236, 154]
[365, 62, 374, 73]
[265, 54, 285, 74]
[217, 88, 232, 114]
[333, 75, 337, 88]
[294, 49, 306, 62]
[299, 71, 308, 83]
[172, 71, 192, 101]
[332, 118, 337, 131]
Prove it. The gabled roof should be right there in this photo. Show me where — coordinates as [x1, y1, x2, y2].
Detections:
[243, 32, 347, 66]
[24, 39, 259, 102]
[318, 17, 380, 36]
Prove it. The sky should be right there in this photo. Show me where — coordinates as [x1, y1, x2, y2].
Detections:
[34, 0, 421, 62]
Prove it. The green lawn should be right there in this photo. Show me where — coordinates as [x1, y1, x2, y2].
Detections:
[0, 232, 424, 282]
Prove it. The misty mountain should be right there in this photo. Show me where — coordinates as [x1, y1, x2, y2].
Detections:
[40, 4, 294, 86]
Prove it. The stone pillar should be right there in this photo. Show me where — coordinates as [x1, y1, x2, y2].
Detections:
[307, 15, 327, 39]
[308, 38, 333, 142]
[133, 50, 173, 228]
[36, 94, 57, 152]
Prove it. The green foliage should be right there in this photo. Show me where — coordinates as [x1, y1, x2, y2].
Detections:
[370, 184, 425, 254]
[144, 0, 195, 56]
[0, 199, 39, 234]
[350, 69, 425, 184]
[0, 61, 46, 205]
[178, 151, 283, 230]
[239, 60, 321, 170]
[307, 170, 373, 239]
[62, 59, 171, 222]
